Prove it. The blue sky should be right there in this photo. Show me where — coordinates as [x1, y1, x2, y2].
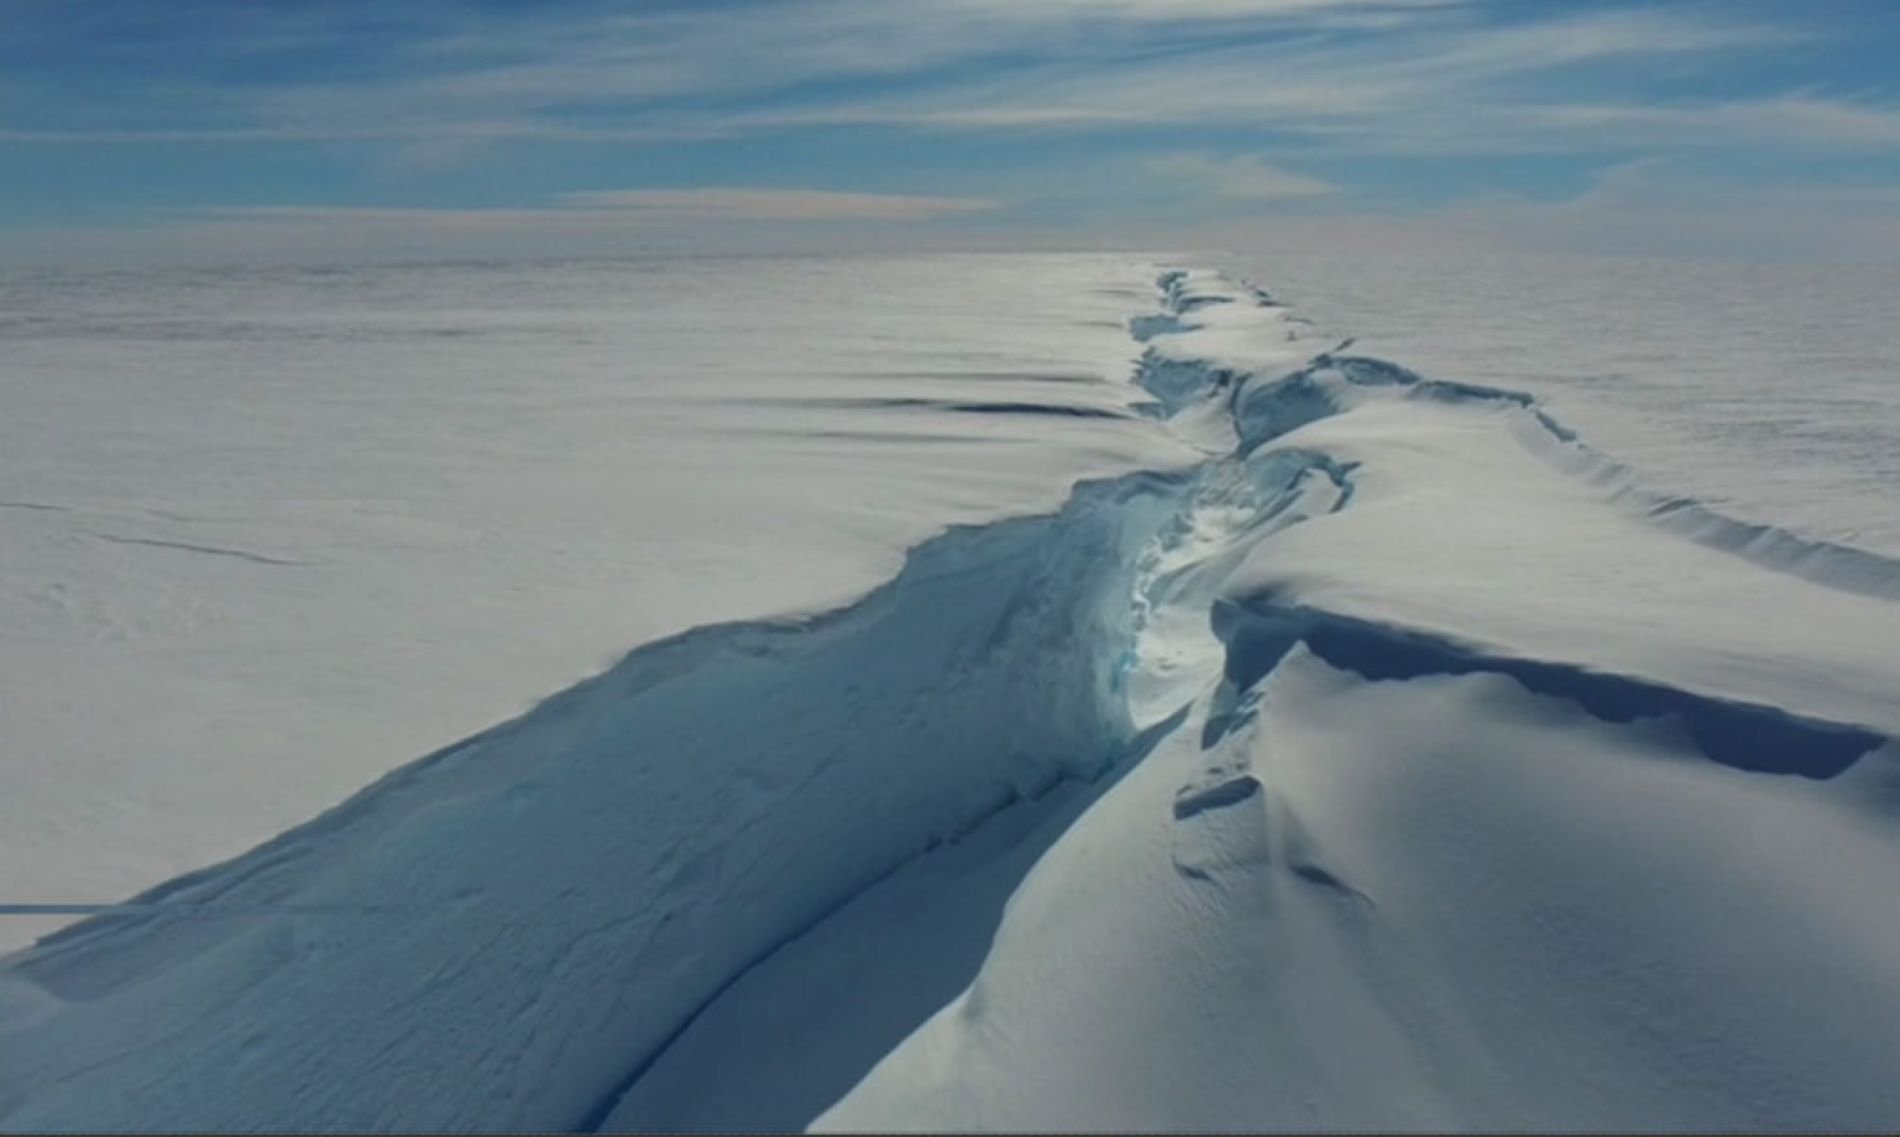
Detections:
[4, 0, 1899, 263]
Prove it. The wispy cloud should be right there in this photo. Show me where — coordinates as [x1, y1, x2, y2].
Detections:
[557, 188, 1001, 221]
[0, 1, 1858, 162]
[1516, 94, 1900, 152]
[1141, 153, 1338, 200]
[743, 6, 1806, 148]
[194, 0, 1454, 147]
[1431, 158, 1900, 261]
[4, 0, 1465, 146]
[6, 0, 1899, 263]
[214, 188, 1003, 227]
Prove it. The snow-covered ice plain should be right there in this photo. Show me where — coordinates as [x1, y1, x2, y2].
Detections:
[0, 254, 1187, 950]
[2, 251, 1899, 1131]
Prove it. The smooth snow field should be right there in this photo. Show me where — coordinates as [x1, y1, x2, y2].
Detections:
[2, 253, 1899, 1132]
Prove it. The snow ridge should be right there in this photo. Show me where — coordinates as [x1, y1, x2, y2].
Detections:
[1211, 599, 1881, 780]
[1145, 268, 1900, 602]
[1134, 269, 1900, 744]
[818, 270, 1900, 1133]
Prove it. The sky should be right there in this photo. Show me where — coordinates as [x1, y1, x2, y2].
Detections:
[3, 0, 1899, 264]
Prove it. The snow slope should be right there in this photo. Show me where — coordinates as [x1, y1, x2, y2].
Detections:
[819, 272, 1900, 1131]
[4, 262, 1900, 1131]
[0, 253, 1189, 950]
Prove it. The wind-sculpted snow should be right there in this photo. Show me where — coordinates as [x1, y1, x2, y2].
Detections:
[1515, 411, 1900, 603]
[6, 264, 1900, 1132]
[1150, 268, 1900, 604]
[1210, 599, 1881, 780]
[824, 270, 1900, 1132]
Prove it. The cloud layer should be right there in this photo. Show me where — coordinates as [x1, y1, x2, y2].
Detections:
[4, 0, 1897, 261]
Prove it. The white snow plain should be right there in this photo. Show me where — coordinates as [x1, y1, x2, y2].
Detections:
[3, 255, 1900, 1132]
[0, 254, 1190, 950]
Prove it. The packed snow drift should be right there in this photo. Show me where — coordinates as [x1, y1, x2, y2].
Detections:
[3, 259, 1899, 1132]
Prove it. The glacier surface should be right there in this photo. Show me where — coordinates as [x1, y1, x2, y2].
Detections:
[3, 256, 1899, 1131]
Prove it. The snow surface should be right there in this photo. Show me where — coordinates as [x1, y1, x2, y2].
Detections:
[820, 272, 1900, 1130]
[1213, 247, 1900, 560]
[4, 257, 1900, 1131]
[0, 253, 1189, 950]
